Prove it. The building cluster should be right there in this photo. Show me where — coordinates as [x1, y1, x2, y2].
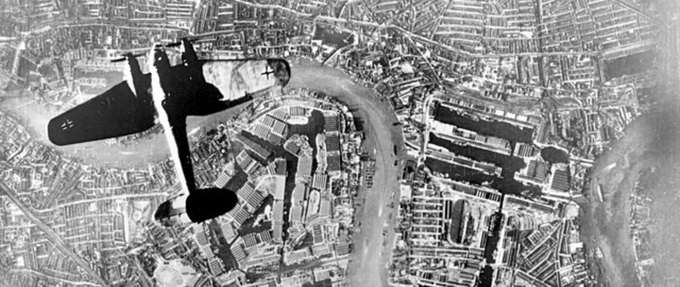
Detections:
[0, 0, 648, 160]
[498, 199, 591, 287]
[0, 111, 170, 287]
[391, 160, 594, 287]
[0, 0, 663, 286]
[388, 70, 599, 286]
[141, 89, 365, 286]
[0, 84, 365, 287]
[390, 178, 500, 286]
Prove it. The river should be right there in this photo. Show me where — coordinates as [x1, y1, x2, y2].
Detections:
[579, 81, 680, 287]
[579, 0, 680, 284]
[286, 58, 404, 287]
[0, 90, 249, 168]
[0, 57, 404, 286]
[6, 50, 677, 287]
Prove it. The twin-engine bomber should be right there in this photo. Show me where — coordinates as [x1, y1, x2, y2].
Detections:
[47, 39, 291, 226]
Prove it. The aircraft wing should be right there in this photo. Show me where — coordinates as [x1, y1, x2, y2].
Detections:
[47, 80, 155, 146]
[47, 57, 291, 146]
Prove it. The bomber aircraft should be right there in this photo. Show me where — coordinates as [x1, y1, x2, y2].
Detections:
[47, 39, 291, 226]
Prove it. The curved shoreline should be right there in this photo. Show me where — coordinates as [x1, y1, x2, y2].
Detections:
[579, 113, 653, 287]
[579, 93, 680, 287]
[0, 57, 404, 286]
[0, 92, 250, 168]
[285, 58, 404, 286]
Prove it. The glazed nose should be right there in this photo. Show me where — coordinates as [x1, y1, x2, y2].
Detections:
[267, 59, 291, 87]
[154, 200, 173, 223]
[185, 188, 239, 223]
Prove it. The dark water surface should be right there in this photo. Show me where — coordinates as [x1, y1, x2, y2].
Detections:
[434, 104, 534, 144]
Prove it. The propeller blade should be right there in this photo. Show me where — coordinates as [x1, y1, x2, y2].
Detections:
[165, 41, 182, 47]
[164, 37, 200, 48]
[154, 36, 215, 51]
[110, 53, 144, 63]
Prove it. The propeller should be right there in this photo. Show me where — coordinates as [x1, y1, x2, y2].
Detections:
[164, 35, 216, 47]
[163, 37, 200, 48]
[110, 53, 145, 63]
[110, 36, 214, 62]
[164, 41, 183, 48]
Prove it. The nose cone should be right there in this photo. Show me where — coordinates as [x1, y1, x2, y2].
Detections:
[267, 59, 291, 87]
[154, 200, 174, 223]
[47, 117, 69, 146]
[154, 189, 238, 226]
[154, 194, 191, 227]
[185, 188, 239, 223]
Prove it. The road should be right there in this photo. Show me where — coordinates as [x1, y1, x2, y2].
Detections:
[286, 58, 404, 286]
[8, 269, 101, 287]
[232, 0, 597, 58]
[44, 168, 85, 209]
[1, 56, 404, 286]
[133, 257, 154, 287]
[609, 0, 664, 27]
[0, 180, 110, 287]
[0, 91, 244, 169]
[34, 192, 166, 212]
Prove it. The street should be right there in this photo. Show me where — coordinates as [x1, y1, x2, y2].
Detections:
[0, 180, 110, 287]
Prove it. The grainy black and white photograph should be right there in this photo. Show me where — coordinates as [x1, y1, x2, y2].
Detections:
[0, 0, 677, 286]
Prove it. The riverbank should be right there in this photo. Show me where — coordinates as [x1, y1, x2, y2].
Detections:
[0, 57, 405, 286]
[286, 58, 405, 287]
[579, 85, 680, 287]
[642, 98, 680, 286]
[0, 95, 172, 168]
[578, 113, 650, 287]
[0, 80, 248, 169]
